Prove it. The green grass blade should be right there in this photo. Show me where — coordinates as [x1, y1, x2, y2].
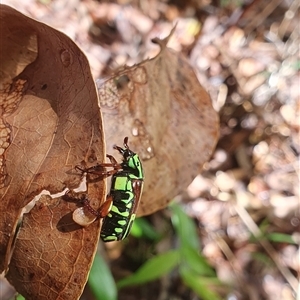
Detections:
[170, 202, 201, 250]
[130, 217, 160, 240]
[88, 253, 117, 300]
[13, 295, 25, 300]
[266, 233, 297, 244]
[181, 246, 216, 276]
[180, 268, 223, 300]
[117, 250, 180, 289]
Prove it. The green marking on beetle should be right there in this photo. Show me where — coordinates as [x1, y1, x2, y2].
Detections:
[111, 205, 130, 217]
[126, 180, 133, 190]
[114, 227, 123, 233]
[123, 201, 132, 209]
[122, 214, 136, 239]
[121, 197, 131, 204]
[121, 193, 134, 204]
[118, 220, 127, 226]
[103, 236, 117, 242]
[114, 177, 128, 190]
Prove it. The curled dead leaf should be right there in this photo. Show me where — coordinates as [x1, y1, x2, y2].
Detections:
[0, 5, 105, 299]
[98, 28, 219, 216]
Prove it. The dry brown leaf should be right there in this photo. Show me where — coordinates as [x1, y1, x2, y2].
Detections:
[0, 5, 105, 299]
[98, 28, 219, 216]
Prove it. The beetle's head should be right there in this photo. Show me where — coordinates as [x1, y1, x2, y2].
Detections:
[114, 137, 143, 178]
[113, 137, 135, 161]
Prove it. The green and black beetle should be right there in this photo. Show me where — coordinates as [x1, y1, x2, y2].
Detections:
[77, 137, 144, 242]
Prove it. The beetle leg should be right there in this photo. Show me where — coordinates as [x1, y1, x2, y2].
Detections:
[82, 195, 113, 218]
[76, 164, 110, 176]
[98, 196, 113, 218]
[113, 136, 129, 155]
[64, 189, 79, 202]
[75, 165, 89, 173]
[76, 155, 122, 178]
[86, 167, 117, 178]
[80, 196, 99, 216]
[84, 163, 120, 178]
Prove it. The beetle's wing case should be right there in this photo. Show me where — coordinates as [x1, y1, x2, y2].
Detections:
[100, 174, 143, 241]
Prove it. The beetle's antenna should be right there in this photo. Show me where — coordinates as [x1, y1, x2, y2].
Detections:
[113, 137, 129, 154]
[113, 144, 125, 155]
[123, 137, 129, 149]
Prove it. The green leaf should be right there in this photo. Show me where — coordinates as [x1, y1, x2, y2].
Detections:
[13, 295, 25, 300]
[130, 218, 143, 237]
[117, 250, 180, 289]
[181, 246, 216, 277]
[258, 218, 270, 233]
[130, 217, 160, 240]
[266, 233, 297, 244]
[295, 59, 300, 70]
[180, 268, 223, 300]
[170, 202, 200, 250]
[88, 254, 117, 300]
[252, 252, 273, 267]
